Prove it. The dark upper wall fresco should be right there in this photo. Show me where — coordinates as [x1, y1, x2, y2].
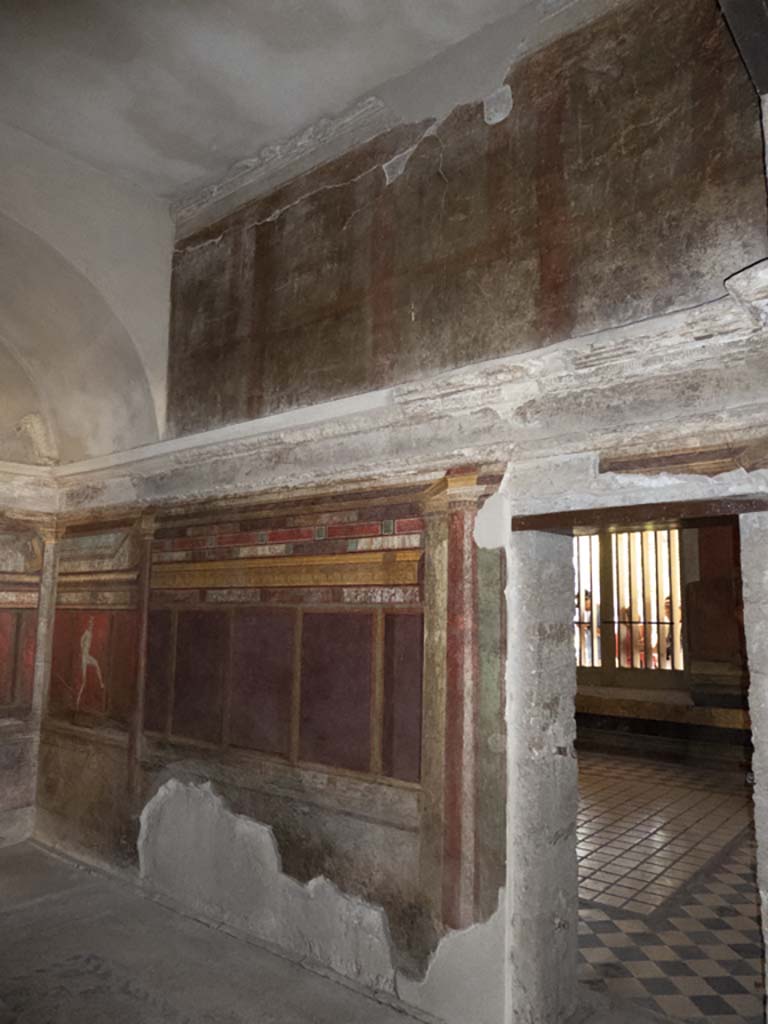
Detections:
[167, 0, 768, 437]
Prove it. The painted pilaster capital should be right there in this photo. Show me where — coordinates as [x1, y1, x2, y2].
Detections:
[135, 513, 157, 541]
[421, 468, 488, 515]
[34, 519, 65, 545]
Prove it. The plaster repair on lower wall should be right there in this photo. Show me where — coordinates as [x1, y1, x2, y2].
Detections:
[138, 779, 505, 1024]
[138, 780, 395, 993]
[397, 892, 504, 1024]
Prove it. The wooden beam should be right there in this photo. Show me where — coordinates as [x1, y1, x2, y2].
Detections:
[512, 496, 768, 534]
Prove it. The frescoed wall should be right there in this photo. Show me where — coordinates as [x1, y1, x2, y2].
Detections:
[0, 529, 40, 845]
[35, 474, 507, 967]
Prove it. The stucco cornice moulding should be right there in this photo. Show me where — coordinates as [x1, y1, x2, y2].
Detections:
[2, 261, 768, 519]
[172, 96, 397, 238]
[47, 389, 394, 480]
[0, 462, 58, 518]
[0, 461, 49, 478]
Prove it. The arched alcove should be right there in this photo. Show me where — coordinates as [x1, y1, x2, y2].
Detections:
[0, 212, 158, 463]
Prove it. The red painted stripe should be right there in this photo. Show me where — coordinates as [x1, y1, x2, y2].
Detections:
[171, 537, 210, 551]
[267, 527, 314, 543]
[533, 63, 575, 341]
[327, 522, 381, 540]
[16, 611, 37, 706]
[0, 611, 15, 705]
[470, 533, 482, 913]
[216, 532, 261, 547]
[395, 517, 425, 535]
[442, 510, 466, 929]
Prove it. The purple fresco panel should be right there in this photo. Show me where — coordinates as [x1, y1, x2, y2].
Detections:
[300, 612, 372, 772]
[144, 610, 172, 732]
[49, 610, 77, 716]
[15, 611, 36, 706]
[382, 613, 424, 782]
[230, 608, 294, 756]
[109, 611, 138, 727]
[172, 610, 228, 744]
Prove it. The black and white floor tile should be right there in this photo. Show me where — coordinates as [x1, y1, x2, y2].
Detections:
[578, 753, 764, 1022]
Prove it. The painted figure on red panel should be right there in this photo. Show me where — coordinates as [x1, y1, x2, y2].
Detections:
[76, 616, 105, 711]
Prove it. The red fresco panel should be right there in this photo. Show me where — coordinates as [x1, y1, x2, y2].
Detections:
[144, 610, 173, 732]
[109, 611, 138, 726]
[72, 611, 111, 715]
[382, 613, 424, 783]
[0, 611, 16, 705]
[172, 537, 210, 551]
[50, 610, 77, 715]
[300, 612, 372, 772]
[172, 611, 227, 744]
[266, 527, 314, 543]
[394, 517, 425, 534]
[15, 611, 37, 707]
[216, 532, 260, 547]
[229, 608, 294, 756]
[326, 522, 381, 540]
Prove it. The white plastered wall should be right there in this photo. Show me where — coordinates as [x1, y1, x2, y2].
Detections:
[0, 123, 173, 435]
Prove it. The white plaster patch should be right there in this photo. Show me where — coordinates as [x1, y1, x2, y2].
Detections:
[15, 413, 57, 465]
[0, 805, 34, 847]
[0, 531, 40, 574]
[396, 889, 505, 1024]
[483, 84, 513, 125]
[138, 779, 396, 993]
[473, 489, 511, 550]
[382, 146, 417, 185]
[726, 258, 768, 328]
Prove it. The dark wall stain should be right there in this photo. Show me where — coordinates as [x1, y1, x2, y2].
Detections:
[167, 0, 767, 438]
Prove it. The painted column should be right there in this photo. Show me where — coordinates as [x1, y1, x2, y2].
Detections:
[737, 512, 768, 1006]
[29, 524, 61, 818]
[443, 473, 482, 929]
[420, 469, 485, 932]
[420, 495, 449, 928]
[505, 530, 578, 1024]
[127, 515, 154, 808]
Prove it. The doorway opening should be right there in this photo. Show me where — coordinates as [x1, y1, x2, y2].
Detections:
[573, 517, 763, 1022]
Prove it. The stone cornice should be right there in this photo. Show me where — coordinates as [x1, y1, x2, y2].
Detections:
[1, 262, 767, 522]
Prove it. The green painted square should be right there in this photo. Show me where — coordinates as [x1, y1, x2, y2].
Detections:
[347, 539, 359, 552]
[258, 531, 268, 544]
[382, 519, 394, 535]
[315, 525, 326, 540]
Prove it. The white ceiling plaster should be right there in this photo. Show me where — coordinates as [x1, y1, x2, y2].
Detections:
[0, 0, 618, 205]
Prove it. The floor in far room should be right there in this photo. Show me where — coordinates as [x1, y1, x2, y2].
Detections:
[578, 751, 764, 1023]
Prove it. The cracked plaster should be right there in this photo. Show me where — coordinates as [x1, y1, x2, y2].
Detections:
[0, 258, 757, 520]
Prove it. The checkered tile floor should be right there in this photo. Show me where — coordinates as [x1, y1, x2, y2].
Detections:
[578, 754, 764, 1022]
[578, 752, 751, 915]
